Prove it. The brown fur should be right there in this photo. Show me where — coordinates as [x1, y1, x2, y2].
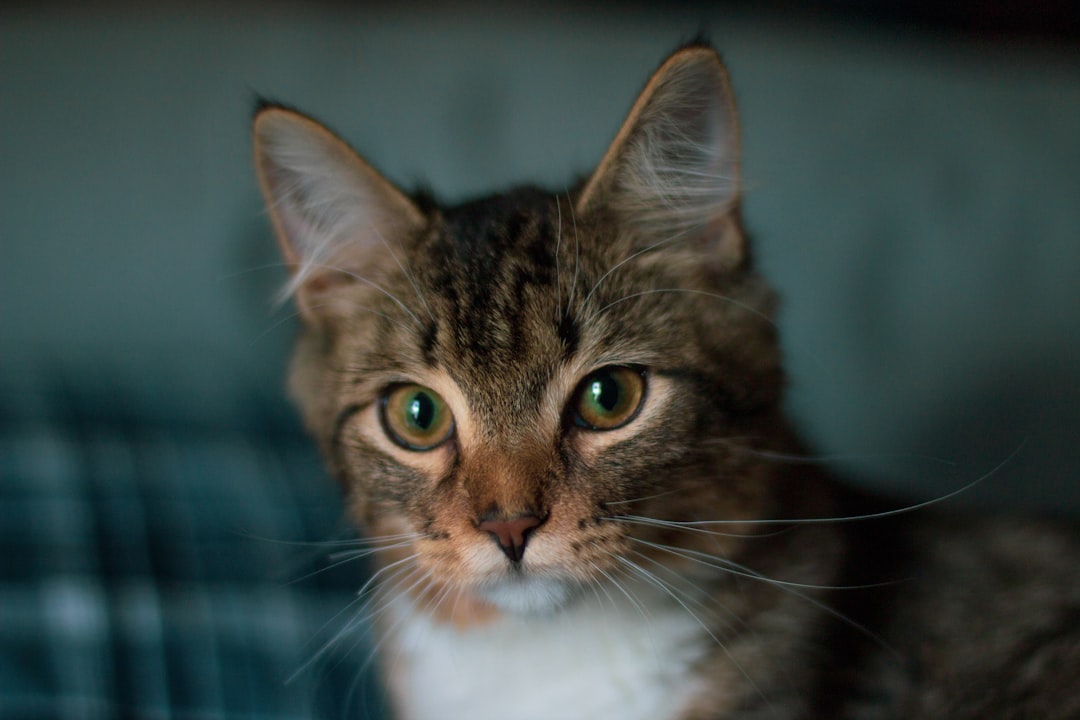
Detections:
[253, 44, 1080, 719]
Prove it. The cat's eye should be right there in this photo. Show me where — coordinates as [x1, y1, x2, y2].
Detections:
[380, 384, 454, 451]
[572, 366, 646, 431]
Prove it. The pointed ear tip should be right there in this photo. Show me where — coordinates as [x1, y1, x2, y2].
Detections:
[252, 105, 295, 134]
[676, 43, 720, 57]
[667, 43, 724, 67]
[252, 104, 322, 143]
[650, 45, 732, 100]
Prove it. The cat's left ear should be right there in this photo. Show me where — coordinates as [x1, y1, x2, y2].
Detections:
[253, 105, 425, 320]
[576, 45, 743, 267]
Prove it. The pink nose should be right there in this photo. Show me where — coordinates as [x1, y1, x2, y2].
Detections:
[477, 513, 544, 563]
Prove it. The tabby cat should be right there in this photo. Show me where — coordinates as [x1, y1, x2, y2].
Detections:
[253, 43, 1080, 719]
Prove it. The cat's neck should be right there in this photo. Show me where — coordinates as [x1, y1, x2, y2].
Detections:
[381, 582, 713, 720]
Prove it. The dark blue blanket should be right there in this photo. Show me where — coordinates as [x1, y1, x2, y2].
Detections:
[0, 382, 386, 719]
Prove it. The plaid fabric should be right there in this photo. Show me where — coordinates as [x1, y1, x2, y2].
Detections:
[0, 378, 388, 720]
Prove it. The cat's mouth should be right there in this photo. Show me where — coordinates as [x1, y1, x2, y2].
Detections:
[473, 571, 576, 615]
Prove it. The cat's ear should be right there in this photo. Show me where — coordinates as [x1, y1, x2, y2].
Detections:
[576, 45, 743, 266]
[253, 105, 424, 319]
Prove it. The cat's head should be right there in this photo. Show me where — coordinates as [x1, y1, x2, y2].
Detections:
[254, 45, 791, 618]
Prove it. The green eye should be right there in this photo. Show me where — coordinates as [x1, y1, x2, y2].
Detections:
[380, 384, 454, 451]
[573, 366, 646, 431]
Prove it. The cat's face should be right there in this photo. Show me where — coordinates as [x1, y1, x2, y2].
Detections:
[255, 46, 790, 617]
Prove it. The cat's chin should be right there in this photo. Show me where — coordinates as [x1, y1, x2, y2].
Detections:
[474, 574, 576, 616]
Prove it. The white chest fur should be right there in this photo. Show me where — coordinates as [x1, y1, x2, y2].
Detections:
[385, 589, 710, 720]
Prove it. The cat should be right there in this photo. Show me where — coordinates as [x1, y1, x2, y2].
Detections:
[253, 43, 1080, 720]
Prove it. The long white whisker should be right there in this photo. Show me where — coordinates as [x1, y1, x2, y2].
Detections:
[583, 561, 621, 614]
[277, 259, 424, 329]
[282, 533, 421, 587]
[596, 287, 775, 327]
[612, 514, 781, 540]
[622, 444, 1023, 529]
[581, 225, 697, 315]
[631, 538, 897, 592]
[218, 260, 297, 282]
[233, 528, 417, 549]
[286, 538, 418, 586]
[249, 307, 305, 348]
[363, 567, 438, 683]
[614, 555, 773, 711]
[635, 539, 901, 661]
[566, 189, 581, 319]
[327, 538, 419, 563]
[614, 556, 715, 635]
[555, 195, 563, 320]
[602, 489, 684, 506]
[714, 441, 959, 468]
[373, 222, 436, 324]
[594, 561, 669, 673]
[287, 553, 420, 684]
[627, 549, 751, 635]
[338, 563, 432, 682]
[626, 550, 715, 615]
[592, 561, 651, 622]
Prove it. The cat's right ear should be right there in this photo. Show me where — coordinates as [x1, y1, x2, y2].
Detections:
[253, 105, 424, 320]
[576, 45, 744, 268]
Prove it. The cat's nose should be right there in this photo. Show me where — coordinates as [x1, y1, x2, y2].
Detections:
[477, 511, 544, 563]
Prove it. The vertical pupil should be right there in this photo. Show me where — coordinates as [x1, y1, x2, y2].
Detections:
[408, 392, 435, 430]
[589, 375, 619, 412]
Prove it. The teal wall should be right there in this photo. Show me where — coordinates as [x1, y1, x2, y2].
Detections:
[3, 5, 1079, 509]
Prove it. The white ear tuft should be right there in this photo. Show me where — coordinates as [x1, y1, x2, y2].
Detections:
[253, 107, 423, 308]
[577, 46, 742, 261]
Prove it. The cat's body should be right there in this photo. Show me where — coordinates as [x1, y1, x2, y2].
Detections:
[385, 513, 1079, 720]
[253, 44, 1080, 719]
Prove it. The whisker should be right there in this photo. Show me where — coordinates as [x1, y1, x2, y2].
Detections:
[627, 549, 752, 635]
[582, 562, 621, 615]
[631, 538, 898, 592]
[234, 526, 415, 593]
[602, 489, 684, 506]
[287, 553, 420, 684]
[715, 441, 958, 468]
[595, 287, 776, 328]
[217, 260, 293, 282]
[591, 561, 652, 623]
[555, 195, 563, 320]
[327, 538, 419, 563]
[623, 443, 1024, 529]
[565, 188, 581, 320]
[277, 259, 425, 329]
[373, 221, 436, 324]
[601, 561, 675, 673]
[633, 538, 902, 662]
[614, 556, 714, 630]
[611, 514, 784, 540]
[417, 577, 456, 621]
[580, 225, 697, 315]
[248, 306, 307, 348]
[362, 567, 438, 684]
[286, 538, 418, 586]
[334, 563, 432, 680]
[313, 565, 425, 718]
[626, 550, 717, 615]
[236, 529, 419, 549]
[613, 555, 773, 712]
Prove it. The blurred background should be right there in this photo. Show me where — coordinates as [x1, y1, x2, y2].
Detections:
[2, 2, 1079, 718]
